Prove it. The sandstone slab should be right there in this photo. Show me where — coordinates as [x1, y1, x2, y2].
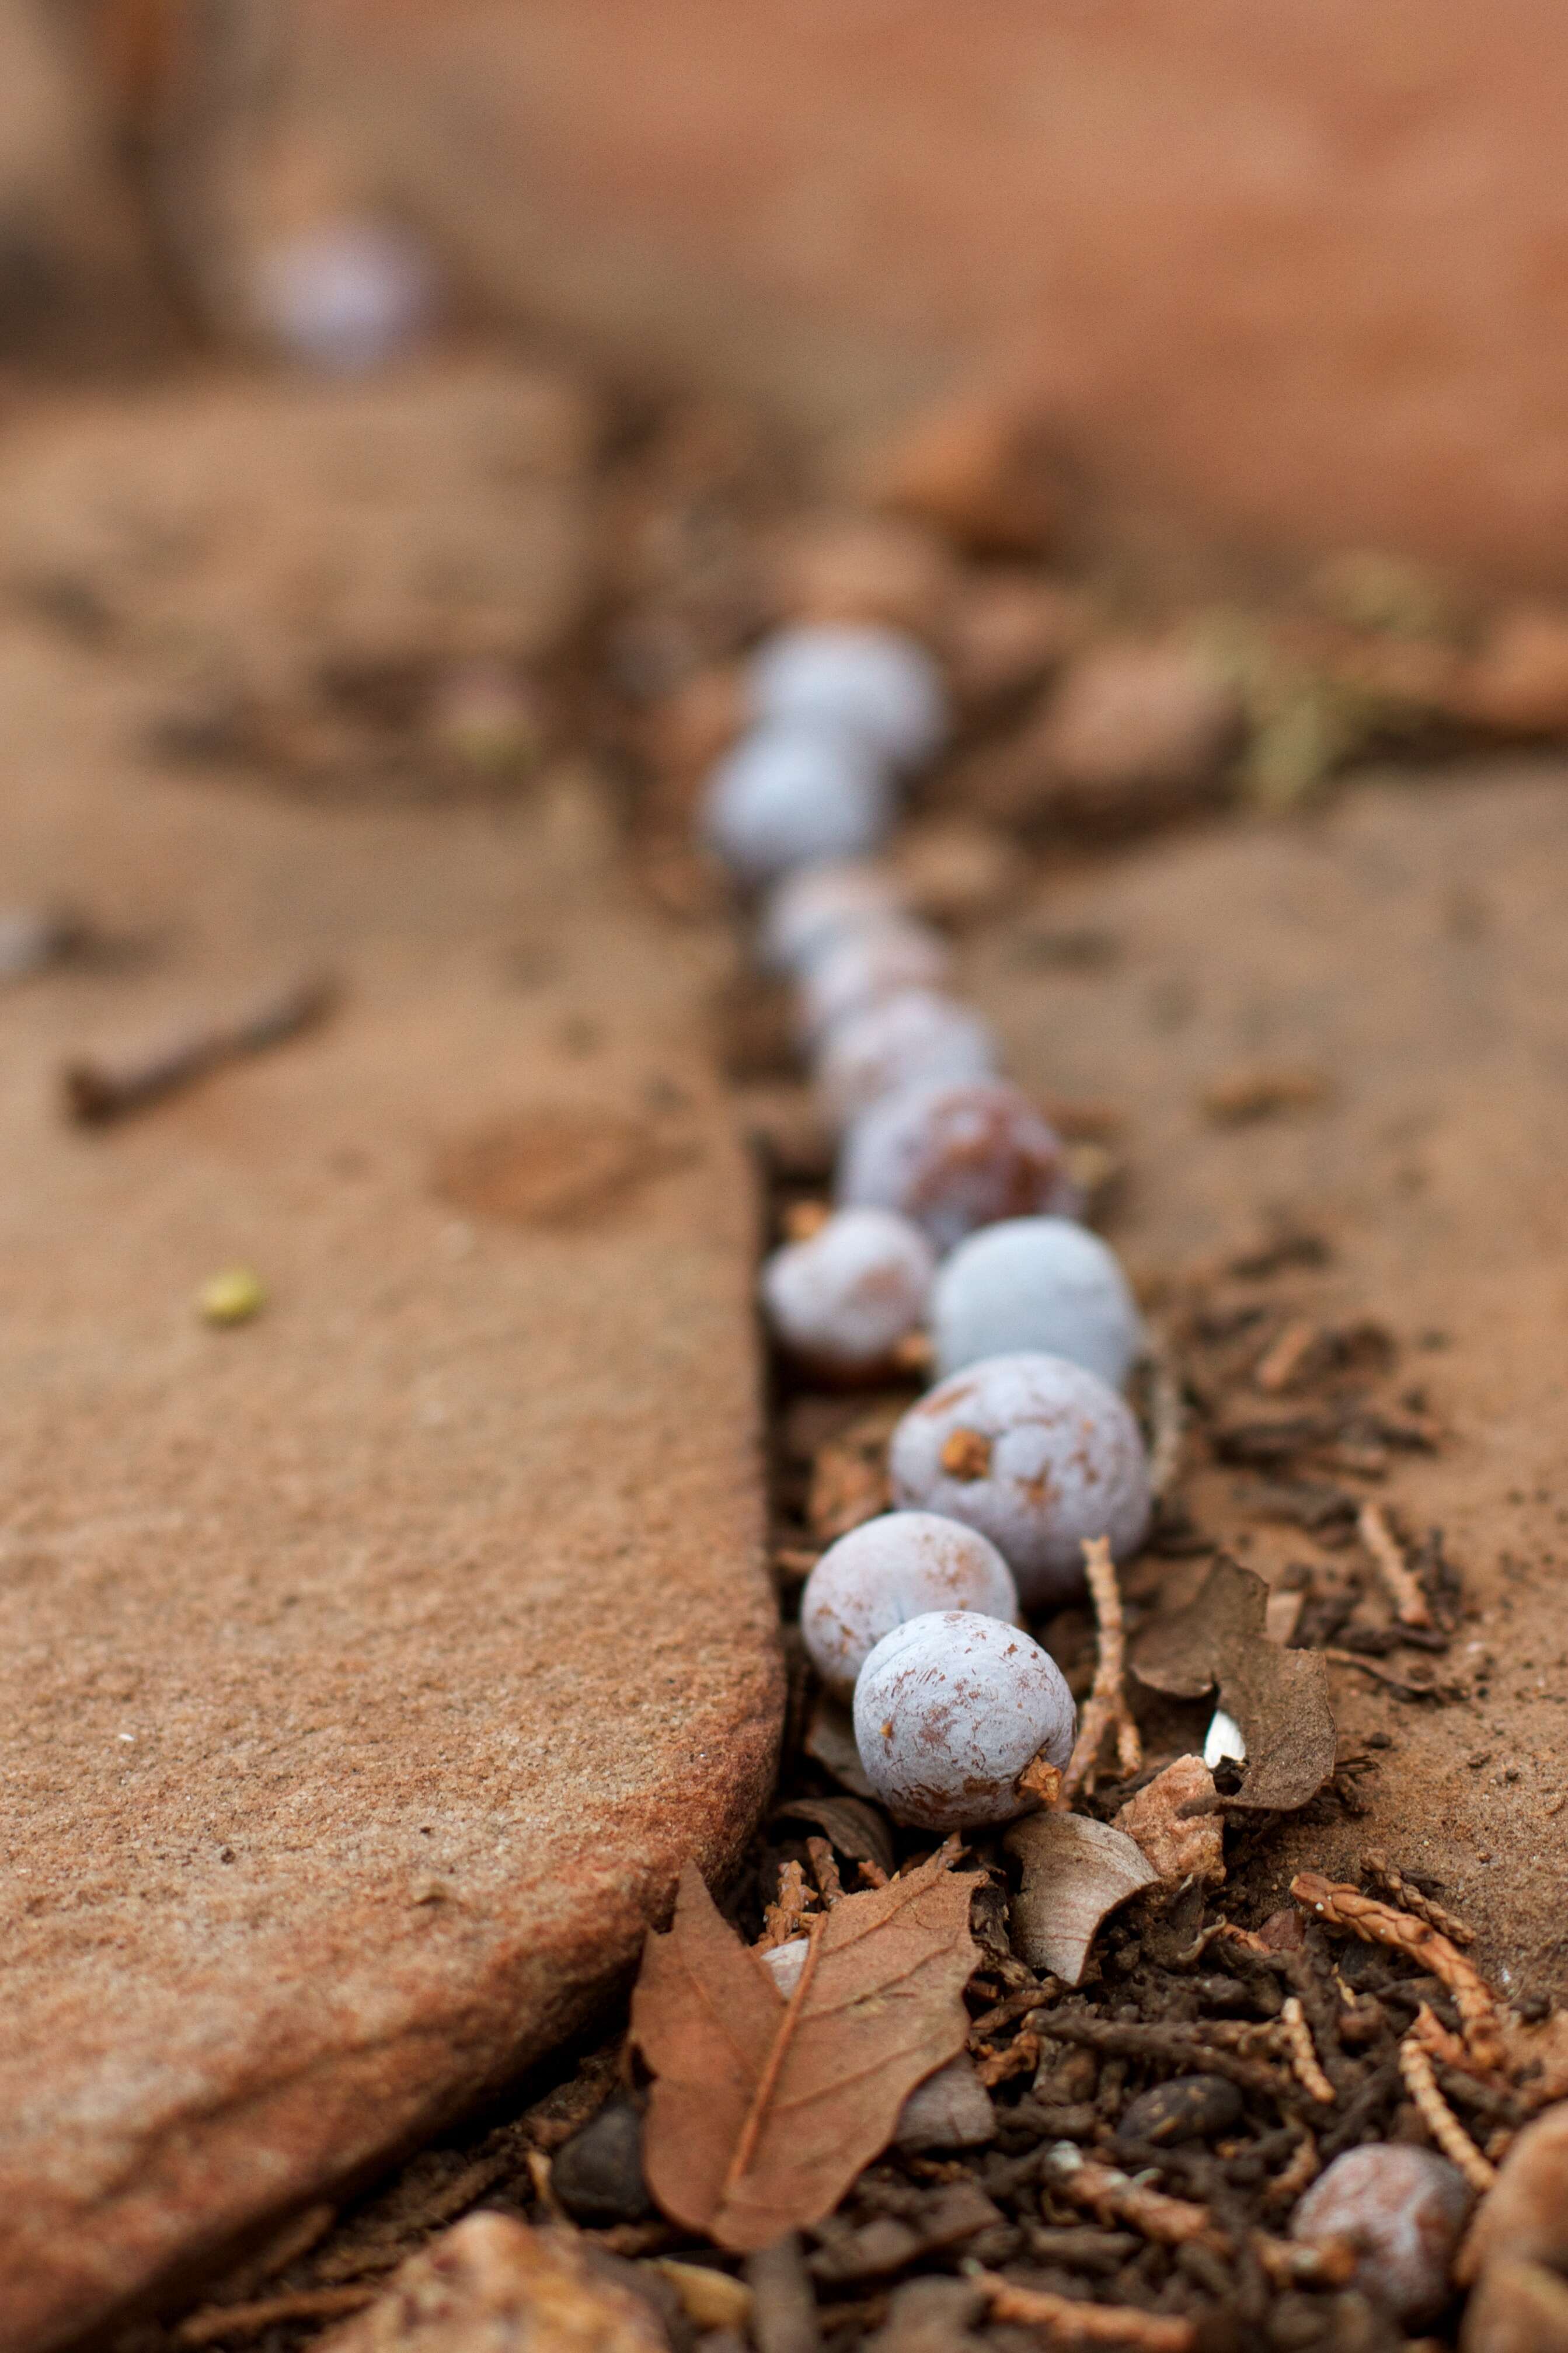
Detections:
[0, 378, 778, 2348]
[970, 765, 1568, 1986]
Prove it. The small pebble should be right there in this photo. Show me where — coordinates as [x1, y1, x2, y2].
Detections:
[888, 1351, 1152, 1606]
[929, 1215, 1144, 1388]
[796, 919, 950, 1044]
[549, 2097, 654, 2226]
[816, 989, 998, 1125]
[703, 725, 892, 883]
[760, 1206, 935, 1376]
[1291, 2143, 1471, 2321]
[853, 1608, 1076, 1829]
[197, 1267, 266, 1326]
[801, 1510, 1019, 1698]
[750, 623, 949, 769]
[836, 1078, 1081, 1254]
[1116, 2075, 1243, 2151]
[758, 857, 905, 975]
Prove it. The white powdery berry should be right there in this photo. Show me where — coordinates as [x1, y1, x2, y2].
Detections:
[750, 623, 949, 771]
[931, 1216, 1144, 1389]
[760, 1207, 935, 1375]
[853, 1610, 1076, 1829]
[1291, 2145, 1472, 2321]
[802, 1511, 1019, 1698]
[758, 859, 906, 975]
[836, 1078, 1081, 1255]
[252, 218, 435, 374]
[816, 989, 999, 1125]
[702, 724, 893, 883]
[888, 1351, 1151, 1607]
[796, 919, 950, 1045]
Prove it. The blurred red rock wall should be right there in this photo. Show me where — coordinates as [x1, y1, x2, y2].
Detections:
[313, 0, 1568, 584]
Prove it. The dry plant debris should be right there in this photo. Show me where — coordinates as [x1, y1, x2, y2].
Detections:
[1004, 1812, 1156, 1985]
[313, 2215, 666, 2352]
[1060, 1535, 1142, 1801]
[630, 1849, 979, 2249]
[1290, 1872, 1506, 2075]
[1132, 1555, 1338, 1810]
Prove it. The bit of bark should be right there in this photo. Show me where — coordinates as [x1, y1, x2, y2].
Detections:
[782, 1200, 832, 1241]
[972, 2270, 1196, 2350]
[1362, 1850, 1476, 1946]
[762, 1859, 817, 1947]
[1279, 1997, 1336, 2106]
[1060, 1536, 1141, 1801]
[1400, 2015, 1498, 2194]
[1290, 1873, 1505, 2075]
[1357, 1501, 1433, 1629]
[64, 970, 337, 1124]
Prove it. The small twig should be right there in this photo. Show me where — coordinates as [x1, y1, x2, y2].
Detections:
[1144, 1337, 1186, 1500]
[1357, 1501, 1433, 1629]
[1254, 1319, 1320, 1395]
[1361, 1850, 1475, 1946]
[64, 971, 337, 1125]
[1059, 1536, 1141, 1803]
[1040, 2145, 1225, 2253]
[1290, 1872, 1505, 2075]
[1278, 1996, 1335, 2105]
[1321, 1649, 1455, 1699]
[177, 2288, 375, 2344]
[804, 1836, 844, 1906]
[973, 2268, 1195, 2349]
[1260, 2129, 1319, 2212]
[1399, 2012, 1498, 2193]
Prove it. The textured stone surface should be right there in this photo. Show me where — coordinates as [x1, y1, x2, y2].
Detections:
[312, 0, 1568, 583]
[0, 377, 779, 2350]
[968, 763, 1568, 1984]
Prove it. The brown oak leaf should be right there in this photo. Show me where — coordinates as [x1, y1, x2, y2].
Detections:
[631, 1849, 980, 2251]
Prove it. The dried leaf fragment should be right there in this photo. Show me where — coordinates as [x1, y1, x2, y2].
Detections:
[1114, 1756, 1225, 1887]
[315, 2213, 664, 2353]
[1131, 1554, 1336, 1811]
[1004, 1810, 1156, 1985]
[632, 1852, 980, 2251]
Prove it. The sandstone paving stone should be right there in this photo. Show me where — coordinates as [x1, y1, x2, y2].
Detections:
[0, 409, 779, 2344]
[970, 763, 1568, 1985]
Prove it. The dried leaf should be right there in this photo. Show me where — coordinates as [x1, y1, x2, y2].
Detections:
[1114, 1756, 1225, 1888]
[316, 2215, 664, 2353]
[632, 1852, 980, 2250]
[1130, 1555, 1336, 1811]
[1003, 1812, 1156, 1985]
[803, 1691, 876, 1800]
[773, 1793, 897, 1880]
